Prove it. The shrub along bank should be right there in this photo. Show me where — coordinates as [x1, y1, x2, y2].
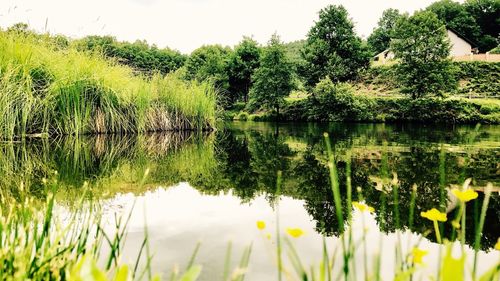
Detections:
[284, 97, 498, 125]
[356, 62, 500, 98]
[231, 78, 500, 124]
[0, 31, 216, 139]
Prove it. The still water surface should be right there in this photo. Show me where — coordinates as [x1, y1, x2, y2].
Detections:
[2, 122, 499, 280]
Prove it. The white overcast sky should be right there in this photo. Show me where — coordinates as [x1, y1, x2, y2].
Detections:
[1, 0, 450, 53]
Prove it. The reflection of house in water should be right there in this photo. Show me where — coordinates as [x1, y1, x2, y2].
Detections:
[373, 28, 500, 64]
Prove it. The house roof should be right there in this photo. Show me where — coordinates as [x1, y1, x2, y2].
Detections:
[374, 49, 390, 58]
[447, 27, 477, 47]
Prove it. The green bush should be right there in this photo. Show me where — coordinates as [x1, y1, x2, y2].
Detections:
[361, 65, 399, 89]
[373, 97, 498, 124]
[234, 111, 249, 121]
[454, 62, 500, 97]
[248, 112, 275, 121]
[303, 78, 376, 121]
[278, 95, 499, 124]
[357, 62, 499, 98]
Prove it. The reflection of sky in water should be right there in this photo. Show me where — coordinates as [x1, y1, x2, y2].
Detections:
[100, 183, 498, 281]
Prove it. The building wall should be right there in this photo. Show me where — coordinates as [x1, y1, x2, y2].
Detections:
[373, 29, 475, 65]
[453, 53, 500, 62]
[447, 30, 472, 57]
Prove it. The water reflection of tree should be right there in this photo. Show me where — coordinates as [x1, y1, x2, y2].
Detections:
[0, 133, 201, 200]
[215, 130, 258, 200]
[211, 125, 499, 250]
[2, 123, 498, 249]
[292, 150, 341, 236]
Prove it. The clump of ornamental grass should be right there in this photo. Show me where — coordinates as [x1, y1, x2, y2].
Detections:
[0, 31, 216, 139]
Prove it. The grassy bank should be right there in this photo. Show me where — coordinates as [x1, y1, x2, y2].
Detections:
[231, 96, 500, 124]
[356, 62, 500, 98]
[0, 31, 216, 139]
[229, 82, 500, 124]
[227, 61, 500, 124]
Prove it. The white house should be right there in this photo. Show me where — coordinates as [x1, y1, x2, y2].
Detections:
[373, 28, 475, 63]
[446, 28, 475, 56]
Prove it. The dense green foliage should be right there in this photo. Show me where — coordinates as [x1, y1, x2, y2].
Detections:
[367, 9, 403, 55]
[184, 45, 232, 104]
[356, 62, 500, 98]
[368, 0, 500, 54]
[227, 37, 261, 104]
[77, 35, 186, 75]
[425, 0, 500, 52]
[427, 0, 483, 47]
[283, 40, 307, 69]
[303, 78, 375, 121]
[463, 0, 500, 52]
[373, 97, 500, 123]
[456, 61, 500, 96]
[391, 11, 457, 98]
[426, 0, 499, 52]
[250, 34, 294, 115]
[0, 31, 216, 138]
[4, 0, 499, 126]
[301, 5, 371, 87]
[280, 90, 500, 124]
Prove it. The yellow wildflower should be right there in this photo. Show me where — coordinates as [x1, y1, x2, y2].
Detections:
[421, 208, 447, 222]
[286, 228, 304, 238]
[352, 201, 375, 213]
[266, 233, 272, 240]
[495, 238, 500, 250]
[412, 247, 428, 264]
[451, 189, 478, 202]
[256, 221, 266, 230]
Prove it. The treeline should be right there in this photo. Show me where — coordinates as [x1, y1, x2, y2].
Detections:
[367, 0, 499, 54]
[4, 23, 187, 76]
[77, 36, 187, 75]
[179, 5, 372, 112]
[3, 0, 498, 124]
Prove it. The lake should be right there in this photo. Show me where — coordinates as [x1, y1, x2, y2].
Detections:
[1, 122, 499, 280]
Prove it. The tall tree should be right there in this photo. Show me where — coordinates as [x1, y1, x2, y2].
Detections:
[185, 45, 232, 96]
[250, 34, 294, 116]
[227, 37, 261, 105]
[301, 5, 371, 88]
[367, 9, 403, 54]
[427, 0, 482, 48]
[464, 0, 500, 52]
[391, 11, 457, 98]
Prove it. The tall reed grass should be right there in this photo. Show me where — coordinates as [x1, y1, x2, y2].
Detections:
[0, 31, 216, 139]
